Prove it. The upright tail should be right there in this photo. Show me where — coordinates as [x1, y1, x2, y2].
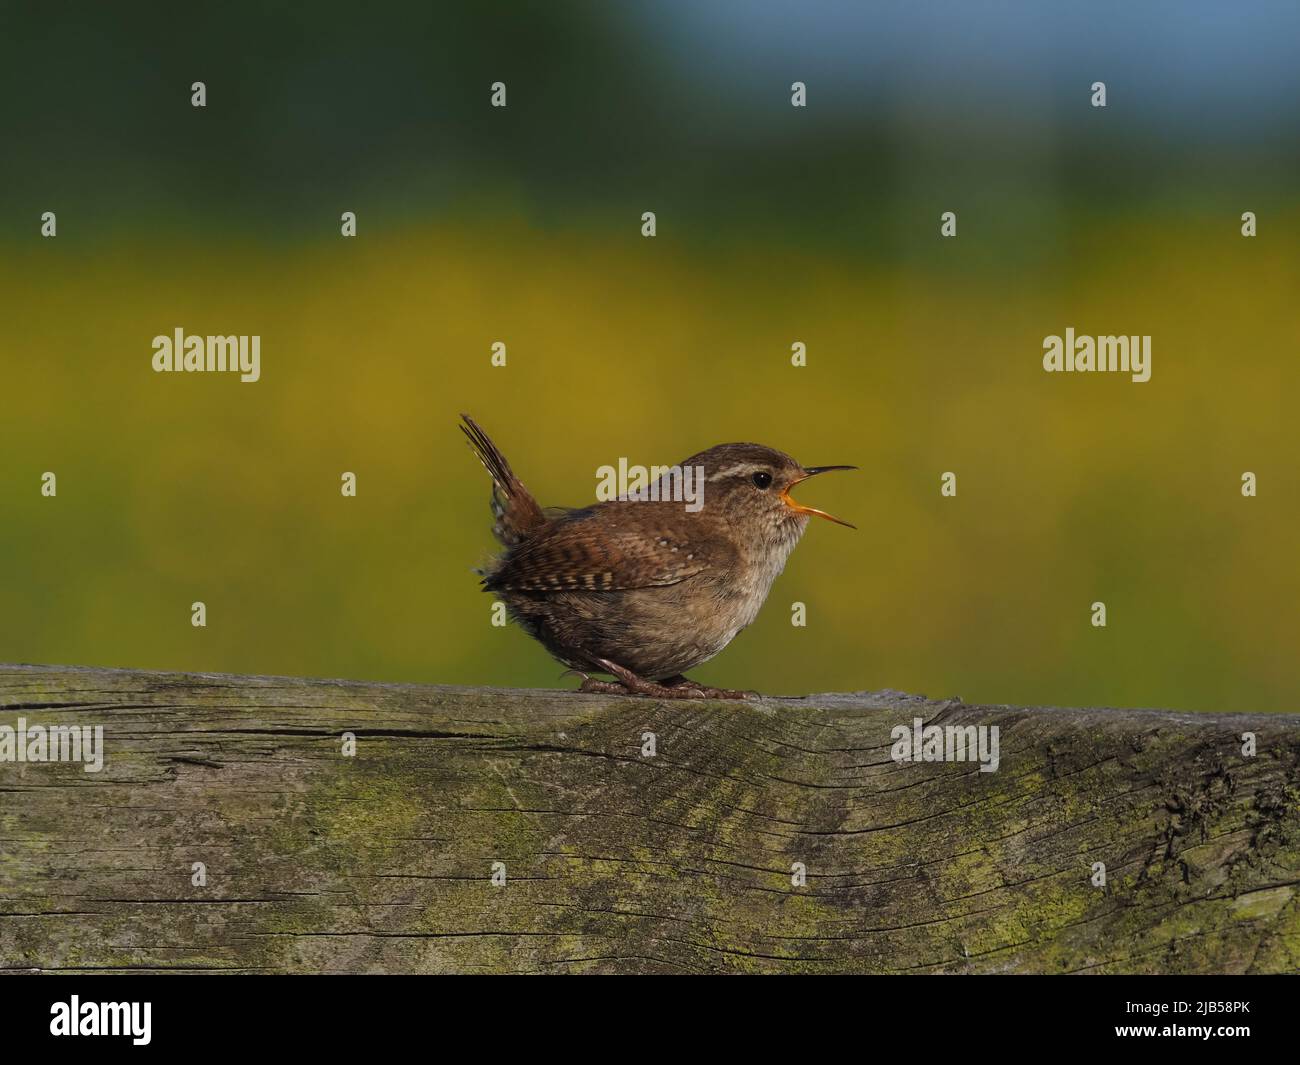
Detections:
[460, 414, 547, 547]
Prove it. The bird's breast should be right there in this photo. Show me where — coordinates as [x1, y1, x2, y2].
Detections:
[718, 522, 807, 631]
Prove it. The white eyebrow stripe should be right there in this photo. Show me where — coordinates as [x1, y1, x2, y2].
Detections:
[708, 462, 759, 481]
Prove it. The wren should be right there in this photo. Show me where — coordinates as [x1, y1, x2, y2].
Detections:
[461, 414, 855, 699]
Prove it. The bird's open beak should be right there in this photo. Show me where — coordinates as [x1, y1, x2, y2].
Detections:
[781, 466, 857, 528]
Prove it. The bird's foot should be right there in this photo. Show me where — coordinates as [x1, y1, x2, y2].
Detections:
[663, 675, 758, 701]
[560, 668, 624, 695]
[574, 674, 634, 696]
[601, 660, 759, 700]
[566, 662, 759, 701]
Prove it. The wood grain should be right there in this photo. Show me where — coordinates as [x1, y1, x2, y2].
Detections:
[1, 664, 1297, 973]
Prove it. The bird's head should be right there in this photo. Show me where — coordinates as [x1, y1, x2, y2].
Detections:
[677, 442, 856, 538]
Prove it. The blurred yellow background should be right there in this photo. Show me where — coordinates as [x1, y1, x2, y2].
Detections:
[2, 2, 1297, 712]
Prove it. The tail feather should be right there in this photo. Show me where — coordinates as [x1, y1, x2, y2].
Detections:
[460, 414, 546, 547]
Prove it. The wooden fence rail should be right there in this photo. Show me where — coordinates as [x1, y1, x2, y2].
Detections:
[1, 664, 1297, 973]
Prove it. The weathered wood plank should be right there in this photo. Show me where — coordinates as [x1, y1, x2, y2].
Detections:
[0, 664, 1297, 973]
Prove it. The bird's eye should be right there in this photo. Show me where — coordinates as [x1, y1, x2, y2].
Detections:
[752, 471, 773, 489]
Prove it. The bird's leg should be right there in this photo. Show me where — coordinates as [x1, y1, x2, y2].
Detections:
[661, 675, 758, 701]
[560, 668, 629, 696]
[578, 678, 632, 695]
[565, 660, 757, 700]
[592, 659, 703, 699]
[589, 660, 755, 701]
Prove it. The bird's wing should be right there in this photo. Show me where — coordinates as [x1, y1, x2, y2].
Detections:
[484, 505, 723, 592]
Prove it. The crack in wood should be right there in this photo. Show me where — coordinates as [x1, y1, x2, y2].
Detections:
[0, 664, 1296, 973]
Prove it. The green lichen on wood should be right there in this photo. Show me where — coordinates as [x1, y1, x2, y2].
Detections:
[0, 665, 1296, 973]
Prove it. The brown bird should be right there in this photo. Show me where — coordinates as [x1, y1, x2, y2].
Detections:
[461, 414, 855, 699]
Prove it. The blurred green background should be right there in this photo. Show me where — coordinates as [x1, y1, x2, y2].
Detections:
[1, 2, 1297, 711]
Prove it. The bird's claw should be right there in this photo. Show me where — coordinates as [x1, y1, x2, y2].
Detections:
[577, 675, 634, 696]
[568, 661, 762, 700]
